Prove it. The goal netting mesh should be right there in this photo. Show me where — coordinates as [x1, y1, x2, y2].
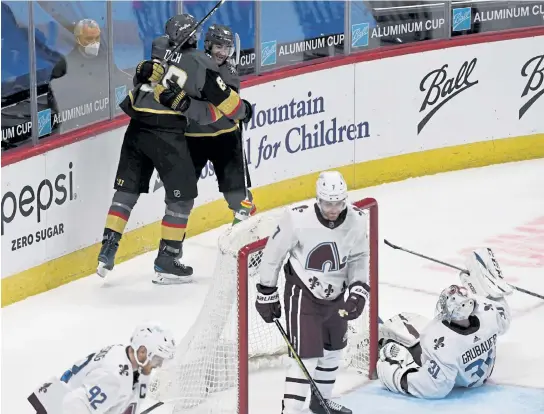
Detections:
[149, 198, 378, 413]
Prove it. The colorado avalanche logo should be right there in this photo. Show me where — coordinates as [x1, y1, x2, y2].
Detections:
[305, 242, 346, 272]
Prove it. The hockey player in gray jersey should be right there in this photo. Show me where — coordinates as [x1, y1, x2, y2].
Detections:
[97, 14, 253, 284]
[255, 171, 370, 414]
[376, 248, 513, 399]
[185, 24, 255, 225]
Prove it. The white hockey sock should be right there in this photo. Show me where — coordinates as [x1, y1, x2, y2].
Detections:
[313, 349, 341, 399]
[283, 357, 319, 414]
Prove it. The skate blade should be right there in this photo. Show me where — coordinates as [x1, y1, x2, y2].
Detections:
[96, 262, 110, 278]
[152, 272, 193, 285]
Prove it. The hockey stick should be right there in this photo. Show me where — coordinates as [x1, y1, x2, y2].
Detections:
[274, 319, 333, 414]
[235, 33, 241, 66]
[141, 321, 331, 414]
[384, 239, 544, 300]
[232, 32, 252, 221]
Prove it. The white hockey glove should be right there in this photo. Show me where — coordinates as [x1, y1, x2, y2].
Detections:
[461, 248, 513, 300]
[377, 342, 419, 395]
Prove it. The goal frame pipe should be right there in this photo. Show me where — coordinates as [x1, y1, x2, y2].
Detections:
[236, 198, 379, 413]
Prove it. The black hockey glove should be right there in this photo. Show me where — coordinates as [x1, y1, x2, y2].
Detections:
[255, 283, 281, 323]
[154, 79, 191, 112]
[338, 282, 370, 321]
[241, 99, 253, 124]
[135, 60, 165, 83]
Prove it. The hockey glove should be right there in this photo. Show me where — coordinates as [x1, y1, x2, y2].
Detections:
[154, 79, 191, 112]
[135, 60, 165, 83]
[241, 99, 253, 124]
[338, 282, 369, 321]
[377, 342, 419, 395]
[461, 248, 513, 299]
[255, 283, 281, 323]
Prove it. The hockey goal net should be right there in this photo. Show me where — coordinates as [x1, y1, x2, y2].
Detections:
[150, 198, 379, 413]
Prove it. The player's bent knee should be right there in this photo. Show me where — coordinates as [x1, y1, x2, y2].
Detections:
[166, 198, 195, 216]
[112, 190, 139, 209]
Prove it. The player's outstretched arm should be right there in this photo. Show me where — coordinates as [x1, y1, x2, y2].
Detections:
[61, 369, 122, 414]
[461, 248, 513, 335]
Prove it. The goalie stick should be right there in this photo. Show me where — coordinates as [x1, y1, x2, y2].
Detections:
[384, 239, 544, 300]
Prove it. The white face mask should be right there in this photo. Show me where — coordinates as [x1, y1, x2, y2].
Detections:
[84, 42, 99, 56]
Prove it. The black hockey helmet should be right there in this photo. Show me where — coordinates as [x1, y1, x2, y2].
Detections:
[164, 14, 199, 47]
[204, 24, 234, 57]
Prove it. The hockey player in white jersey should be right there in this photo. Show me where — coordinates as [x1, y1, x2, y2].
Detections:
[377, 247, 513, 399]
[255, 171, 370, 414]
[28, 321, 175, 413]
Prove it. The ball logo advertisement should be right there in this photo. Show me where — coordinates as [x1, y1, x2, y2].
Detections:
[418, 58, 479, 134]
[519, 55, 544, 120]
[451, 2, 544, 35]
[351, 6, 447, 51]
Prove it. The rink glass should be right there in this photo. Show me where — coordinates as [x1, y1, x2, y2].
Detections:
[1, 1, 538, 152]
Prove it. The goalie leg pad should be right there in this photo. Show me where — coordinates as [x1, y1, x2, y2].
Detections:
[379, 312, 430, 349]
[314, 349, 341, 399]
[283, 357, 319, 414]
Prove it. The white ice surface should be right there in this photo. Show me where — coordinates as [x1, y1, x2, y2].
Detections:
[3, 158, 543, 414]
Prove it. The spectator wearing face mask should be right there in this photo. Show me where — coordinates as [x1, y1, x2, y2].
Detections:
[47, 18, 131, 134]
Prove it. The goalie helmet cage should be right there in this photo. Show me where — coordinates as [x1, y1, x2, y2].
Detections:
[150, 198, 378, 414]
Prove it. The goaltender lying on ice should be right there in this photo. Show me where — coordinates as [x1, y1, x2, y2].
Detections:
[377, 247, 512, 399]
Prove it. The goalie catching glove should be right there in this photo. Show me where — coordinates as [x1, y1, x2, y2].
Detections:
[338, 282, 370, 320]
[377, 342, 419, 395]
[154, 79, 191, 112]
[460, 248, 513, 300]
[255, 284, 281, 323]
[135, 59, 165, 83]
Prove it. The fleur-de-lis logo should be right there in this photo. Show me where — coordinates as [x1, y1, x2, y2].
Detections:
[308, 276, 320, 290]
[119, 364, 130, 376]
[39, 382, 52, 393]
[433, 337, 445, 350]
[324, 284, 334, 298]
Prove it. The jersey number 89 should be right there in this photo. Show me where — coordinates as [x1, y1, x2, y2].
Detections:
[161, 66, 188, 89]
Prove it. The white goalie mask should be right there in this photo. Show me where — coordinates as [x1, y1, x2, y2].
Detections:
[315, 171, 348, 221]
[435, 284, 476, 322]
[130, 322, 176, 368]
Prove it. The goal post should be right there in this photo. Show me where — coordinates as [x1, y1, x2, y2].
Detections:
[150, 197, 379, 414]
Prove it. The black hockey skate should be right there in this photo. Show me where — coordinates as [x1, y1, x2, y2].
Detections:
[97, 230, 121, 278]
[153, 240, 193, 285]
[309, 395, 352, 414]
